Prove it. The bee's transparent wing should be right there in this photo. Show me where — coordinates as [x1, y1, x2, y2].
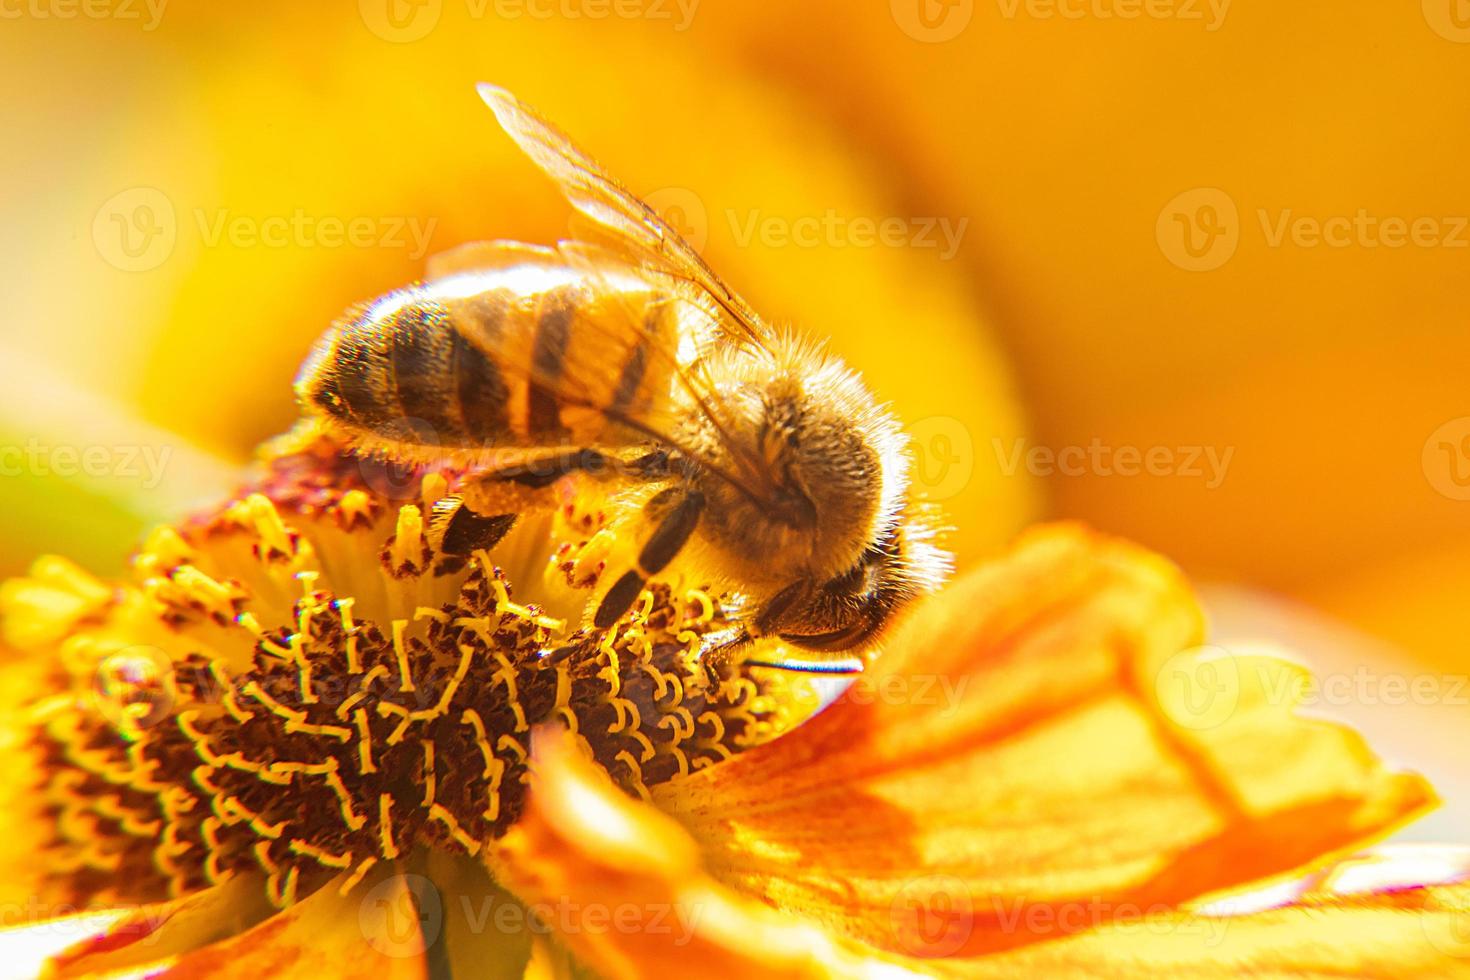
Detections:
[548, 239, 777, 501]
[476, 83, 772, 353]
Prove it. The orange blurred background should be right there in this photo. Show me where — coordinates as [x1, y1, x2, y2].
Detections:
[1, 2, 1466, 830]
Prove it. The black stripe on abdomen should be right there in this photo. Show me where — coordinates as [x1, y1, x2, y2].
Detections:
[450, 326, 511, 445]
[329, 322, 398, 429]
[388, 302, 454, 431]
[527, 291, 573, 439]
[609, 337, 647, 413]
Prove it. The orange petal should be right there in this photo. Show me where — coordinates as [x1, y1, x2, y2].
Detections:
[1, 874, 273, 978]
[655, 524, 1434, 957]
[422, 849, 535, 980]
[938, 845, 1470, 977]
[491, 727, 924, 979]
[0, 657, 56, 909]
[134, 865, 432, 979]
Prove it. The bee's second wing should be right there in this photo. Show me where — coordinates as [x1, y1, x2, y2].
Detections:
[476, 84, 772, 353]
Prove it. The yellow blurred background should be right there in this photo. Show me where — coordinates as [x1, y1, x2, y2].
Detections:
[0, 2, 1466, 830]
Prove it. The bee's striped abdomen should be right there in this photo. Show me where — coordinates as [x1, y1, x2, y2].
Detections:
[443, 292, 513, 443]
[296, 262, 681, 460]
[302, 310, 399, 431]
[608, 333, 648, 414]
[301, 292, 512, 450]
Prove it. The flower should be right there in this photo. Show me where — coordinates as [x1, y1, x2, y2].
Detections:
[0, 434, 1466, 978]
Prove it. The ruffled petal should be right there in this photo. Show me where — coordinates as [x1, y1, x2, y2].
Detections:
[423, 849, 535, 980]
[143, 865, 430, 979]
[492, 727, 925, 979]
[936, 845, 1470, 977]
[5, 874, 274, 978]
[0, 655, 54, 908]
[655, 524, 1434, 956]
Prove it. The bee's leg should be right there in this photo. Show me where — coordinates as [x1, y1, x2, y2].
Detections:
[593, 487, 705, 628]
[697, 624, 864, 688]
[433, 504, 519, 556]
[433, 448, 619, 556]
[695, 626, 753, 688]
[479, 448, 618, 488]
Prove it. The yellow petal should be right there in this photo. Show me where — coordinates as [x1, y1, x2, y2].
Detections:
[8, 874, 273, 979]
[940, 846, 1470, 977]
[0, 907, 134, 980]
[492, 727, 925, 979]
[143, 865, 429, 979]
[423, 849, 534, 980]
[656, 524, 1434, 956]
[0, 654, 62, 908]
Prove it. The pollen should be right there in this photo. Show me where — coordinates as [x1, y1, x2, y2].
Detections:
[9, 435, 809, 908]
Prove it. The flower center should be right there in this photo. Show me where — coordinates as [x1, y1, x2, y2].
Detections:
[17, 436, 812, 908]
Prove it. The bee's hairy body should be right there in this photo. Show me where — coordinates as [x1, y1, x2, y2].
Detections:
[301, 261, 896, 593]
[294, 85, 950, 665]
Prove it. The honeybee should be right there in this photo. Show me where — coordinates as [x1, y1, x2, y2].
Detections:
[296, 84, 948, 666]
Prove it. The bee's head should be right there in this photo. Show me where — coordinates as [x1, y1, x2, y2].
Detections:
[696, 335, 911, 586]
